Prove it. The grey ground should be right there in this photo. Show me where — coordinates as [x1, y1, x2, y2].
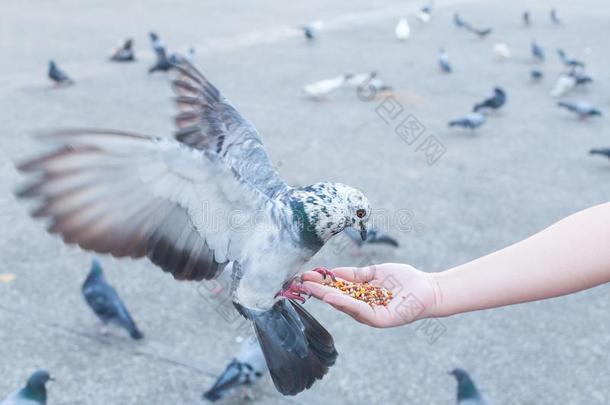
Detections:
[1, 0, 610, 404]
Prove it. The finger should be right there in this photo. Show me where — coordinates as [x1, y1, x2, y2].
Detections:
[302, 281, 339, 300]
[332, 265, 378, 283]
[301, 271, 326, 283]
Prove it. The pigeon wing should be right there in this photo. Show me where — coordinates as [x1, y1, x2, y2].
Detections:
[17, 129, 283, 281]
[171, 61, 288, 199]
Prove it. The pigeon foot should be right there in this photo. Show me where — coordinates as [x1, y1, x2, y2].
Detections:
[275, 278, 311, 303]
[313, 267, 337, 282]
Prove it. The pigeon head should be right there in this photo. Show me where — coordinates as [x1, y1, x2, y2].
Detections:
[22, 369, 52, 402]
[49, 60, 56, 68]
[449, 368, 480, 401]
[290, 183, 371, 247]
[90, 257, 103, 275]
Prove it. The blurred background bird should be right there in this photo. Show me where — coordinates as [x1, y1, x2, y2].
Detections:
[438, 47, 452, 73]
[589, 148, 610, 161]
[82, 258, 144, 340]
[48, 60, 73, 86]
[449, 368, 488, 405]
[531, 41, 544, 62]
[557, 101, 602, 119]
[1, 370, 53, 405]
[473, 87, 506, 113]
[449, 112, 486, 130]
[109, 38, 135, 62]
[395, 18, 410, 41]
[550, 8, 562, 25]
[202, 337, 266, 402]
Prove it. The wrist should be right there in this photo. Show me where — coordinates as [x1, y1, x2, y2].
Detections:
[424, 271, 446, 318]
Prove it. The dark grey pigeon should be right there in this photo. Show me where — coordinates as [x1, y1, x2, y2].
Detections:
[48, 60, 73, 86]
[110, 38, 135, 62]
[1, 370, 53, 405]
[302, 26, 315, 42]
[530, 69, 543, 82]
[438, 48, 452, 73]
[449, 368, 488, 405]
[532, 41, 544, 62]
[16, 59, 372, 396]
[344, 227, 399, 248]
[148, 32, 173, 73]
[81, 258, 143, 339]
[557, 49, 584, 68]
[557, 101, 602, 118]
[569, 70, 593, 86]
[589, 148, 610, 160]
[523, 10, 530, 26]
[550, 8, 562, 25]
[466, 25, 492, 38]
[449, 112, 486, 130]
[203, 337, 266, 402]
[473, 87, 506, 112]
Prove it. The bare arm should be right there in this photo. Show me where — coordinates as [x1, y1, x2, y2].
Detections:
[303, 203, 610, 327]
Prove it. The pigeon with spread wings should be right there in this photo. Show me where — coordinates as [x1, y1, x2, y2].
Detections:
[16, 60, 372, 396]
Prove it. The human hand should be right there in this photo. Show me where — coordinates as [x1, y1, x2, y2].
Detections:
[302, 263, 440, 328]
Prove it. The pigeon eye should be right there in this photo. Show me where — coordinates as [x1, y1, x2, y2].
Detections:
[356, 209, 366, 219]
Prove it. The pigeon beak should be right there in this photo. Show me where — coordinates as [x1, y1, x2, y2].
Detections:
[359, 223, 368, 241]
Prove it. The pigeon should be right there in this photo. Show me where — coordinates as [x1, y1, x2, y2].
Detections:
[453, 13, 469, 29]
[550, 73, 576, 97]
[110, 38, 135, 62]
[344, 227, 399, 248]
[550, 8, 562, 25]
[148, 32, 173, 73]
[303, 75, 349, 99]
[493, 43, 510, 60]
[48, 60, 73, 86]
[532, 41, 544, 62]
[570, 70, 593, 86]
[466, 25, 492, 38]
[438, 48, 452, 73]
[530, 69, 543, 82]
[523, 10, 531, 26]
[395, 18, 410, 41]
[417, 4, 432, 23]
[1, 370, 53, 405]
[82, 258, 144, 340]
[589, 148, 610, 160]
[473, 87, 506, 112]
[557, 49, 585, 69]
[557, 101, 602, 118]
[16, 59, 372, 396]
[203, 337, 266, 402]
[449, 368, 488, 405]
[449, 112, 486, 130]
[302, 26, 315, 42]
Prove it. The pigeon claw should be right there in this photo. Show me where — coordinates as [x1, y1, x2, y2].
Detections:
[313, 267, 337, 282]
[275, 282, 311, 303]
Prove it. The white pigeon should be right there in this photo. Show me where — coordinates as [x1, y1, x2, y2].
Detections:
[303, 75, 347, 99]
[1, 370, 53, 405]
[17, 60, 372, 397]
[395, 18, 411, 41]
[493, 43, 511, 60]
[550, 73, 576, 97]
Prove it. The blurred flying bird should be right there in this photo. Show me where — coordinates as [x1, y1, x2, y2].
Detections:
[16, 59, 373, 396]
[557, 101, 602, 118]
[48, 60, 73, 86]
[82, 258, 144, 340]
[557, 49, 585, 68]
[532, 41, 544, 62]
[395, 18, 410, 41]
[344, 227, 399, 248]
[110, 38, 136, 62]
[1, 370, 53, 405]
[523, 11, 531, 26]
[449, 368, 488, 405]
[303, 75, 348, 99]
[550, 73, 576, 97]
[589, 148, 610, 160]
[417, 4, 432, 23]
[203, 337, 266, 402]
[550, 8, 562, 25]
[438, 48, 452, 73]
[473, 87, 506, 112]
[530, 69, 543, 82]
[493, 43, 511, 60]
[449, 112, 486, 130]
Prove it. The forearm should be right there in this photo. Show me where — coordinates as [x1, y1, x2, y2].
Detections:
[431, 203, 610, 317]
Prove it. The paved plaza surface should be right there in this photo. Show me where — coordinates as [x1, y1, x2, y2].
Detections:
[1, 0, 609, 403]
